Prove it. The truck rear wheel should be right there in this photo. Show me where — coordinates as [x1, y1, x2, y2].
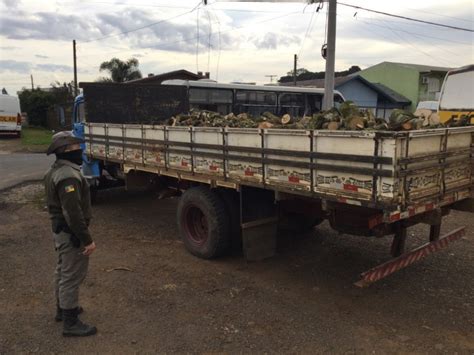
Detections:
[177, 186, 231, 259]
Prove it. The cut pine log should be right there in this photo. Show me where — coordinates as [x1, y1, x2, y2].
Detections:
[429, 112, 440, 125]
[327, 121, 340, 130]
[347, 116, 366, 130]
[261, 111, 280, 123]
[281, 114, 293, 125]
[258, 121, 274, 129]
[168, 117, 177, 126]
[402, 120, 414, 130]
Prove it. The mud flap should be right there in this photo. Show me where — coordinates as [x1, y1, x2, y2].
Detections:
[240, 186, 278, 261]
[242, 217, 278, 261]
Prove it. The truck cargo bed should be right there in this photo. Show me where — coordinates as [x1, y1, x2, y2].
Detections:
[85, 123, 473, 222]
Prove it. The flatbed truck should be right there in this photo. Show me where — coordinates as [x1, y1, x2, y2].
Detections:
[75, 82, 474, 286]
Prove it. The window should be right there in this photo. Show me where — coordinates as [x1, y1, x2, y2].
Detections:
[77, 102, 85, 123]
[279, 93, 304, 107]
[427, 77, 440, 93]
[235, 90, 276, 105]
[279, 93, 305, 116]
[189, 88, 233, 114]
[189, 88, 233, 104]
[235, 90, 277, 116]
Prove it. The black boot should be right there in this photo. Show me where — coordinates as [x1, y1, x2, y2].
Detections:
[62, 308, 97, 337]
[55, 305, 84, 322]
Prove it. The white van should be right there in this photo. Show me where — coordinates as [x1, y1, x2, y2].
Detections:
[438, 64, 474, 124]
[0, 94, 22, 137]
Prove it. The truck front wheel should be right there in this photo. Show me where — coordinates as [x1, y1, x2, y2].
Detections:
[177, 186, 231, 259]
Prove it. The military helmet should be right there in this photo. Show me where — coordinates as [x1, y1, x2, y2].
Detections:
[46, 131, 84, 155]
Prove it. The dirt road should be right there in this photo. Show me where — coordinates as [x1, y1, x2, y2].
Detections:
[0, 183, 473, 353]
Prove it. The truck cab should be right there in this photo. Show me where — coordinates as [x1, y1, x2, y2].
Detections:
[72, 94, 101, 181]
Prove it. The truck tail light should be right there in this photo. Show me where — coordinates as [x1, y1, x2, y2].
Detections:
[16, 113, 21, 125]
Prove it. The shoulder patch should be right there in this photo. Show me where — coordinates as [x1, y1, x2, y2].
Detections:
[64, 185, 76, 193]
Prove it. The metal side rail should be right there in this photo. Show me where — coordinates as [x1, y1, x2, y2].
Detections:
[355, 226, 466, 288]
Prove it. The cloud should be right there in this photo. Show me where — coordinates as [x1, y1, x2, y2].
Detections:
[0, 5, 298, 55]
[0, 12, 102, 41]
[2, 0, 20, 8]
[0, 59, 31, 73]
[35, 54, 49, 59]
[252, 32, 300, 50]
[0, 60, 72, 73]
[36, 63, 72, 72]
[0, 45, 18, 50]
[96, 8, 238, 53]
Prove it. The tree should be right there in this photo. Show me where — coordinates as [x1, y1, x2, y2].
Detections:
[18, 81, 76, 127]
[18, 89, 56, 127]
[278, 65, 362, 83]
[286, 68, 310, 77]
[99, 57, 143, 83]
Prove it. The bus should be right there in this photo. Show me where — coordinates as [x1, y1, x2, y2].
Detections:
[438, 64, 474, 124]
[162, 79, 345, 117]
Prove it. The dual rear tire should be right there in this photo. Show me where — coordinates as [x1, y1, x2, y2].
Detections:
[177, 186, 324, 258]
[177, 186, 232, 259]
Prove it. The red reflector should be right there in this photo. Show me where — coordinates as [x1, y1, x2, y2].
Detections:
[390, 213, 401, 222]
[343, 184, 358, 192]
[288, 175, 300, 183]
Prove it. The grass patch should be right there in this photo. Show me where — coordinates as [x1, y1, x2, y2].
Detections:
[21, 127, 52, 151]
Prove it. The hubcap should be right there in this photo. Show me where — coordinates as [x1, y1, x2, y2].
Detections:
[183, 205, 208, 246]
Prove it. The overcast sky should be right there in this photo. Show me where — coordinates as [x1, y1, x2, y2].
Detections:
[0, 0, 472, 94]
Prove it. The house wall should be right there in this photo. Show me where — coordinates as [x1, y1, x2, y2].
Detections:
[337, 80, 378, 110]
[359, 63, 420, 111]
[418, 72, 446, 102]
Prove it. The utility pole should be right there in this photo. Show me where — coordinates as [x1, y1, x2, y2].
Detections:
[73, 39, 78, 97]
[293, 54, 298, 86]
[30, 74, 34, 90]
[265, 74, 278, 83]
[322, 0, 337, 110]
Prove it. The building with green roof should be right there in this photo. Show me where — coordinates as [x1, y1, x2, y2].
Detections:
[359, 62, 452, 111]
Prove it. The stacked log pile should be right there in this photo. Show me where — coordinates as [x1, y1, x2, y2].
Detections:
[167, 102, 470, 131]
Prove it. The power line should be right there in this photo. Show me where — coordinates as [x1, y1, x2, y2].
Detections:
[208, 7, 222, 81]
[338, 2, 474, 32]
[298, 3, 321, 59]
[58, 0, 295, 14]
[361, 17, 471, 46]
[82, 1, 202, 44]
[196, 6, 200, 73]
[205, 7, 212, 74]
[346, 14, 456, 67]
[350, 14, 472, 46]
[77, 9, 302, 60]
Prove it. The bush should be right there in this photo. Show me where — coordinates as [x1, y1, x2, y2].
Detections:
[19, 89, 56, 127]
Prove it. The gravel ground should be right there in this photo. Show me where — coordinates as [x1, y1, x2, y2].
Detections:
[0, 183, 473, 354]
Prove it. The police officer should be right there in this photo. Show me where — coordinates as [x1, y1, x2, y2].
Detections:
[44, 131, 97, 337]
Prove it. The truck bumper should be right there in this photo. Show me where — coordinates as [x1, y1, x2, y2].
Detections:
[355, 226, 466, 287]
